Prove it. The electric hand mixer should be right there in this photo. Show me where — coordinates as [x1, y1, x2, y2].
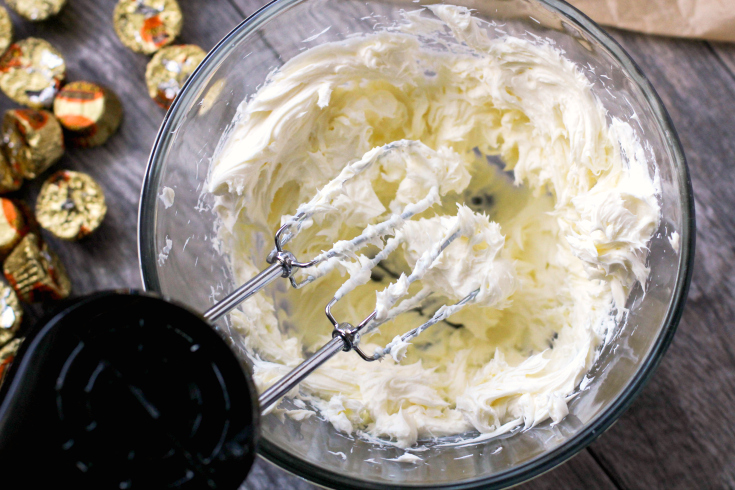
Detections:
[0, 141, 485, 488]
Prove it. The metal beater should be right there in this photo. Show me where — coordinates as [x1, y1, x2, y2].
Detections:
[201, 142, 481, 410]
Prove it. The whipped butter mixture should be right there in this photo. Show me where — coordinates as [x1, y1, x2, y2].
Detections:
[209, 6, 660, 447]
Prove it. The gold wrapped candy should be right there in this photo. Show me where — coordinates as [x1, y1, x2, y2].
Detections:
[6, 0, 66, 21]
[36, 170, 106, 240]
[0, 38, 66, 108]
[2, 108, 64, 179]
[113, 0, 182, 54]
[53, 81, 123, 148]
[0, 6, 13, 57]
[145, 44, 205, 109]
[0, 284, 22, 348]
[0, 198, 26, 259]
[4, 233, 71, 302]
[0, 337, 22, 386]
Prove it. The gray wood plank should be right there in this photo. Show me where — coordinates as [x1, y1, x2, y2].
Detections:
[709, 42, 735, 80]
[521, 450, 619, 490]
[240, 443, 619, 490]
[244, 459, 316, 490]
[227, 0, 268, 17]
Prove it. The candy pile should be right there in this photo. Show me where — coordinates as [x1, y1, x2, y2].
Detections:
[113, 0, 206, 109]
[0, 2, 117, 366]
[0, 0, 209, 384]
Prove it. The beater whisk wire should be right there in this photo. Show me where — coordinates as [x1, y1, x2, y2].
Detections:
[203, 141, 486, 408]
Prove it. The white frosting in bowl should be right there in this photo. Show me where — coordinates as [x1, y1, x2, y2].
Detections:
[209, 5, 660, 448]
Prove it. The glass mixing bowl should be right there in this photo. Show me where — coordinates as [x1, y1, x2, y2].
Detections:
[138, 0, 694, 488]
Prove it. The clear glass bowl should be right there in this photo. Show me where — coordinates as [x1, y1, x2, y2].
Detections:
[138, 0, 694, 488]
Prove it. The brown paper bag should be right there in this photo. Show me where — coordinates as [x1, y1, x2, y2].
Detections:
[568, 0, 735, 42]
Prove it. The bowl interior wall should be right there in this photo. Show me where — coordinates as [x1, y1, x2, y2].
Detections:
[141, 0, 689, 487]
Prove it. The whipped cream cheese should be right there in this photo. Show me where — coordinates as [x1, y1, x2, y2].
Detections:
[209, 5, 660, 448]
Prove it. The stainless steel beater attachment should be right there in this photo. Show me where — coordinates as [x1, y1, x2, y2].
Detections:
[201, 221, 316, 324]
[199, 215, 479, 410]
[200, 220, 371, 409]
[199, 141, 484, 410]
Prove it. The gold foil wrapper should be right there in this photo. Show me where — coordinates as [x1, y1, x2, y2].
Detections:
[146, 44, 205, 109]
[0, 284, 22, 347]
[0, 6, 13, 57]
[53, 81, 123, 148]
[2, 109, 64, 179]
[36, 170, 106, 240]
[0, 337, 22, 386]
[4, 233, 71, 302]
[113, 0, 182, 54]
[0, 145, 22, 193]
[0, 38, 66, 108]
[6, 0, 66, 21]
[0, 198, 25, 259]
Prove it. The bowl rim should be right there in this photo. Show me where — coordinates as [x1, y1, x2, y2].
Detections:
[138, 0, 695, 488]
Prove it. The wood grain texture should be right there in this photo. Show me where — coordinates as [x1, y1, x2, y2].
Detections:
[2, 0, 733, 488]
[710, 42, 735, 77]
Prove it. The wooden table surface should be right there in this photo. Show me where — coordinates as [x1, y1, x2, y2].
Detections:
[3, 0, 733, 488]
